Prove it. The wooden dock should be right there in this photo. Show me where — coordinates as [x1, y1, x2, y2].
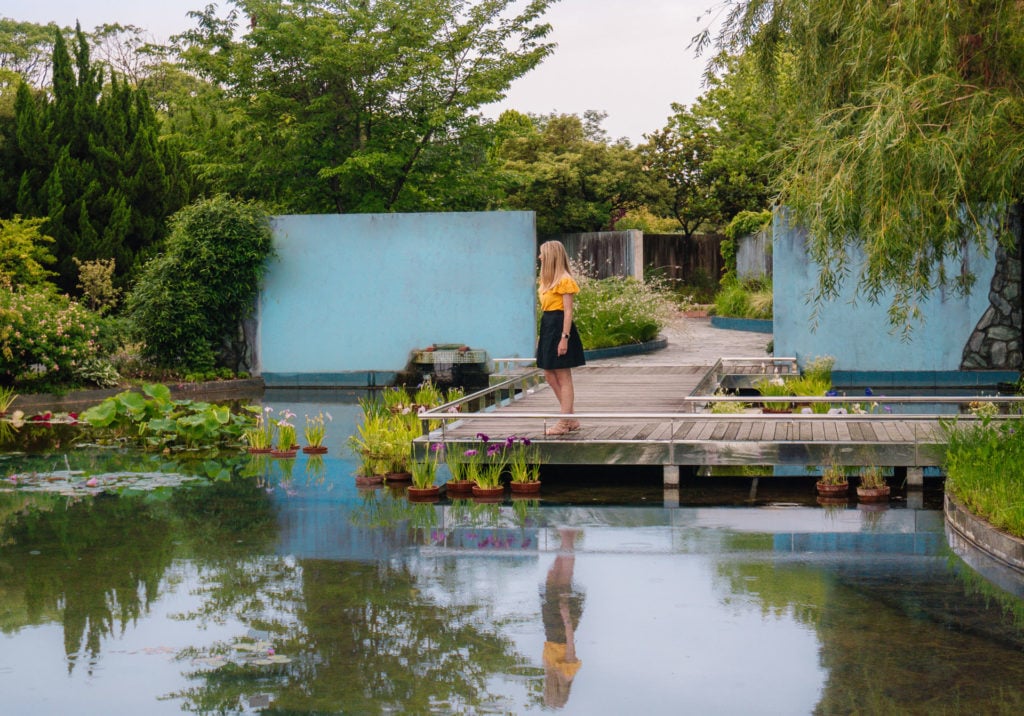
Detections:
[417, 364, 962, 482]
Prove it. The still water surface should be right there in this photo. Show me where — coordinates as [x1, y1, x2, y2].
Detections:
[2, 390, 1024, 715]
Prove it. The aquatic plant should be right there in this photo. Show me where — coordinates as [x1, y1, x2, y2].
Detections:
[859, 466, 886, 489]
[79, 383, 256, 449]
[411, 443, 443, 488]
[818, 462, 849, 486]
[303, 410, 332, 448]
[348, 411, 391, 478]
[754, 375, 794, 412]
[506, 436, 541, 483]
[0, 385, 17, 414]
[242, 407, 275, 450]
[274, 409, 297, 451]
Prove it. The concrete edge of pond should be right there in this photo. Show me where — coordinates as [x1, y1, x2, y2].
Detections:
[8, 378, 267, 413]
[945, 492, 1024, 580]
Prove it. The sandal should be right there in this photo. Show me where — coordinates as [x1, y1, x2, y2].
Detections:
[565, 420, 581, 432]
[545, 420, 573, 436]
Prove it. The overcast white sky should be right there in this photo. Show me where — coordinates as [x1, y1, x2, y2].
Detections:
[7, 0, 723, 144]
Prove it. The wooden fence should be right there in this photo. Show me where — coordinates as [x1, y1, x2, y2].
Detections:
[545, 231, 723, 285]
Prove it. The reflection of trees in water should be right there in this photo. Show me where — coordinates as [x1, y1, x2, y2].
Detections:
[0, 474, 278, 674]
[170, 558, 533, 714]
[715, 558, 1024, 713]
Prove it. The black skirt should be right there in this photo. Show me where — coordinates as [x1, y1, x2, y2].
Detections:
[536, 311, 586, 370]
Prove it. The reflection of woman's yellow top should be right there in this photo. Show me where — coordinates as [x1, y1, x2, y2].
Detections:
[539, 275, 580, 312]
[543, 641, 582, 679]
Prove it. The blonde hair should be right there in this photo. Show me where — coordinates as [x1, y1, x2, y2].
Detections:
[539, 240, 573, 291]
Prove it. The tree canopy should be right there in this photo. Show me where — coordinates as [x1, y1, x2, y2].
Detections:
[169, 0, 557, 214]
[701, 0, 1024, 326]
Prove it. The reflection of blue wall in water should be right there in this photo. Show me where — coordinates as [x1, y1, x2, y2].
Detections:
[773, 210, 1001, 378]
[258, 212, 537, 386]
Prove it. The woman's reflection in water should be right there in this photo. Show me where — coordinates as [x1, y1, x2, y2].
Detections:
[541, 528, 585, 708]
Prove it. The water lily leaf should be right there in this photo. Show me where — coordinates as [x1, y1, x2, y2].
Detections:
[143, 383, 172, 402]
[266, 655, 291, 664]
[80, 401, 117, 427]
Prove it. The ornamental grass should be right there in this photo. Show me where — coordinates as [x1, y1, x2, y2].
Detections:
[942, 415, 1024, 539]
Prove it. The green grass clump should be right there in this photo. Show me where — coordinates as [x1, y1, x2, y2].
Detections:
[943, 416, 1024, 538]
[714, 278, 773, 320]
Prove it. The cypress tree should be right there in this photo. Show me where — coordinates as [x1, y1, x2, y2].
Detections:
[6, 23, 193, 295]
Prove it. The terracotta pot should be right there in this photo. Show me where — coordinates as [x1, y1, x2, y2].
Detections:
[816, 480, 848, 496]
[270, 449, 297, 459]
[247, 447, 272, 454]
[762, 407, 793, 414]
[355, 474, 384, 486]
[857, 485, 891, 503]
[385, 471, 412, 482]
[472, 485, 505, 499]
[302, 445, 328, 454]
[509, 480, 541, 494]
[407, 485, 441, 501]
[444, 480, 474, 495]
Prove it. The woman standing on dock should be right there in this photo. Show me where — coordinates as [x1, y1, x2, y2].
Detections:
[536, 240, 585, 435]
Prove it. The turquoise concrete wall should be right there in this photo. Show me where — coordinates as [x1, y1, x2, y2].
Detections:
[773, 211, 998, 373]
[258, 212, 536, 385]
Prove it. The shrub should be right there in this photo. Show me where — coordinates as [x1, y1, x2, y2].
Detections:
[572, 275, 674, 349]
[0, 216, 56, 288]
[125, 195, 274, 373]
[714, 277, 773, 319]
[0, 282, 102, 392]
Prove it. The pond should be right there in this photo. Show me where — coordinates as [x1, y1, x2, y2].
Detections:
[2, 389, 1024, 714]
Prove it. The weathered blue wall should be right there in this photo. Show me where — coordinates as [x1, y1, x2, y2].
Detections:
[773, 211, 1000, 379]
[257, 212, 536, 385]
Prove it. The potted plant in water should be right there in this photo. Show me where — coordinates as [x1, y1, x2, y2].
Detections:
[408, 443, 443, 500]
[271, 409, 298, 458]
[243, 406, 275, 453]
[472, 438, 507, 500]
[856, 465, 890, 503]
[348, 412, 390, 485]
[445, 445, 475, 495]
[507, 436, 542, 494]
[816, 462, 849, 497]
[754, 376, 794, 413]
[302, 410, 331, 454]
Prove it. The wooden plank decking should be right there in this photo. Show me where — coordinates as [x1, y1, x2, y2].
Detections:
[418, 365, 951, 470]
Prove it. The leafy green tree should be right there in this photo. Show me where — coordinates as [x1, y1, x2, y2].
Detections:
[494, 111, 650, 235]
[125, 195, 274, 373]
[170, 0, 555, 213]
[5, 24, 193, 294]
[0, 18, 58, 86]
[701, 0, 1024, 327]
[640, 53, 782, 238]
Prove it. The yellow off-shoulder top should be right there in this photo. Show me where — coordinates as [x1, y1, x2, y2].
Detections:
[539, 275, 580, 312]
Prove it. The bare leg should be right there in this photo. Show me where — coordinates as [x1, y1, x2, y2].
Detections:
[544, 368, 578, 431]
